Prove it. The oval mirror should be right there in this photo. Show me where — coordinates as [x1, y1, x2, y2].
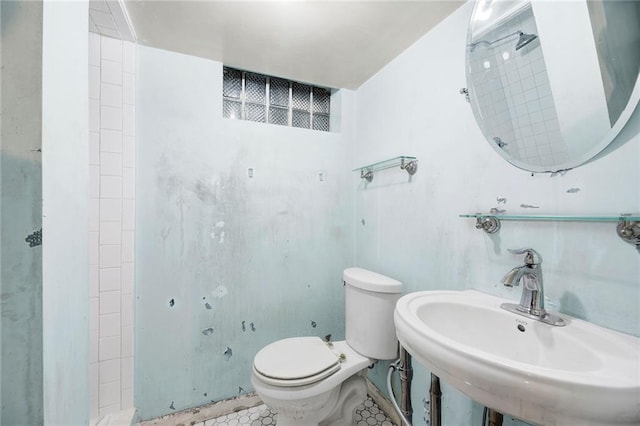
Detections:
[466, 0, 640, 172]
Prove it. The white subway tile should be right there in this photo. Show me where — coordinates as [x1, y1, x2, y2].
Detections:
[121, 357, 134, 389]
[122, 136, 135, 168]
[123, 73, 135, 105]
[100, 245, 121, 269]
[100, 290, 121, 315]
[89, 33, 101, 66]
[100, 199, 122, 222]
[101, 105, 122, 131]
[122, 42, 136, 74]
[100, 312, 121, 338]
[101, 83, 122, 108]
[121, 231, 134, 263]
[90, 99, 100, 132]
[97, 27, 121, 40]
[90, 66, 101, 100]
[121, 326, 133, 357]
[90, 330, 99, 364]
[122, 199, 135, 230]
[101, 129, 123, 153]
[99, 359, 120, 384]
[121, 263, 134, 295]
[89, 198, 100, 232]
[89, 231, 99, 265]
[89, 132, 100, 165]
[101, 59, 122, 85]
[122, 104, 135, 136]
[99, 267, 121, 292]
[122, 167, 135, 199]
[90, 264, 99, 298]
[99, 403, 121, 419]
[99, 335, 121, 361]
[100, 176, 122, 199]
[99, 381, 121, 408]
[100, 222, 122, 246]
[89, 165, 100, 198]
[90, 297, 99, 331]
[100, 151, 122, 176]
[101, 36, 122, 63]
[121, 293, 133, 326]
[121, 387, 133, 410]
[90, 363, 99, 419]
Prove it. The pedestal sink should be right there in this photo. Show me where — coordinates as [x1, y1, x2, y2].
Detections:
[394, 290, 640, 426]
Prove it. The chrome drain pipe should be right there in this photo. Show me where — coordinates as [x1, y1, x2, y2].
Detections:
[428, 374, 441, 426]
[398, 347, 413, 421]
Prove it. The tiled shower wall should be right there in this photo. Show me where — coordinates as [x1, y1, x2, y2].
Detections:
[88, 32, 136, 420]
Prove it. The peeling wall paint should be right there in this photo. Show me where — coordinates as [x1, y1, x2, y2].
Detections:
[135, 46, 356, 420]
[354, 3, 639, 425]
[211, 285, 228, 299]
[25, 228, 42, 247]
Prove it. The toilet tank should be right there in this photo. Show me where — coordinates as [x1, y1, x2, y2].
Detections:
[343, 268, 403, 360]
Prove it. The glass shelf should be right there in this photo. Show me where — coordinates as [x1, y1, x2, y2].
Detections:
[460, 213, 640, 252]
[459, 213, 640, 222]
[353, 156, 418, 182]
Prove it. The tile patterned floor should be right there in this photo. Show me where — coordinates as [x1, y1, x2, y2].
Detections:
[196, 396, 395, 426]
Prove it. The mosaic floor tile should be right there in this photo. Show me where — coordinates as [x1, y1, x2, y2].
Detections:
[196, 396, 395, 426]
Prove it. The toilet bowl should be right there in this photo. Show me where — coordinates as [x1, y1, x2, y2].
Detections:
[251, 268, 403, 426]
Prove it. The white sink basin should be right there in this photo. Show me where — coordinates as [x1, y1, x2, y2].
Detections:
[394, 290, 640, 426]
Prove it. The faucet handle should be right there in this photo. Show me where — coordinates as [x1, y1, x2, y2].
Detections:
[508, 248, 542, 265]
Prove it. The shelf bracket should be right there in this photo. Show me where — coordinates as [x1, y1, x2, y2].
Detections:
[354, 156, 418, 183]
[616, 218, 640, 252]
[360, 169, 374, 182]
[475, 215, 501, 234]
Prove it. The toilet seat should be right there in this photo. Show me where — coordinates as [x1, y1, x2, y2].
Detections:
[253, 337, 341, 387]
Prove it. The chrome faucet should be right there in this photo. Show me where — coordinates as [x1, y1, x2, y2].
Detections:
[500, 248, 565, 326]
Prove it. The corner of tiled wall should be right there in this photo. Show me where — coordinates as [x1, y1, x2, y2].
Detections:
[89, 31, 136, 421]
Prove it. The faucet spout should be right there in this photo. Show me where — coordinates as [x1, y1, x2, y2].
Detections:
[501, 266, 526, 287]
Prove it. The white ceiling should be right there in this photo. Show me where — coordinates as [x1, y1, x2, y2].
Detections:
[123, 1, 465, 89]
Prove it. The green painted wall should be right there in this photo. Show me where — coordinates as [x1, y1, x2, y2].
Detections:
[0, 2, 44, 424]
[135, 46, 356, 420]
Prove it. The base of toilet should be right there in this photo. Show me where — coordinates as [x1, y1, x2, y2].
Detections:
[256, 372, 367, 426]
[319, 374, 367, 426]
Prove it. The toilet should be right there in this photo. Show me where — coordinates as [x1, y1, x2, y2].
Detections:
[251, 268, 403, 426]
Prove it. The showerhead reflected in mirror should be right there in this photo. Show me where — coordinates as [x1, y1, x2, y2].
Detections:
[515, 31, 537, 50]
[469, 30, 537, 52]
[465, 0, 640, 173]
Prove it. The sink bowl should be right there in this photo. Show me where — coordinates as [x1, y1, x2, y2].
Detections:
[394, 290, 640, 426]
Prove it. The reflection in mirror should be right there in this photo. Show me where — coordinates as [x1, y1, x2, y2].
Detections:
[466, 0, 640, 172]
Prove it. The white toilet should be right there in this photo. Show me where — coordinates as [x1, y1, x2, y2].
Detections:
[251, 268, 403, 426]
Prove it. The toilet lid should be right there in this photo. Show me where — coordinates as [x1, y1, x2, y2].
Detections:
[253, 336, 340, 384]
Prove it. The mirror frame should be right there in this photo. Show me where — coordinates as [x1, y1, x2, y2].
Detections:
[466, 0, 640, 173]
